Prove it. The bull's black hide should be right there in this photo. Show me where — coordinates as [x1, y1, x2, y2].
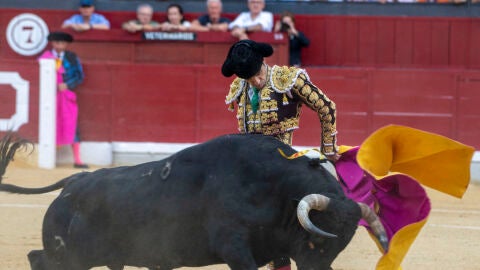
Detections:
[0, 133, 385, 270]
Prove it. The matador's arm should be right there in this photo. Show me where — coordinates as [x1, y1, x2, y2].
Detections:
[291, 73, 338, 156]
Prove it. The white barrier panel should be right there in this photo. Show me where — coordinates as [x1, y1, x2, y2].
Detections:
[0, 72, 29, 131]
[38, 58, 56, 169]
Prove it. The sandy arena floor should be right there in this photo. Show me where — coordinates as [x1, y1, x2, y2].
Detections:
[1, 163, 479, 270]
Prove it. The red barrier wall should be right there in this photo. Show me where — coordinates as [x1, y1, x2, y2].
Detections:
[285, 67, 480, 148]
[0, 60, 39, 139]
[1, 9, 479, 150]
[298, 15, 480, 69]
[2, 9, 480, 68]
[74, 65, 480, 149]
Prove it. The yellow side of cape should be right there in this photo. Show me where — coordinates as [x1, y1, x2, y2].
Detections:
[357, 125, 475, 198]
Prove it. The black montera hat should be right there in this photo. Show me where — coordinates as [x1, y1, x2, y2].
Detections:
[221, 40, 273, 79]
[47, 32, 74, 43]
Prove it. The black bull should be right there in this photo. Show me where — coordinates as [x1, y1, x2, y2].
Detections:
[0, 133, 388, 270]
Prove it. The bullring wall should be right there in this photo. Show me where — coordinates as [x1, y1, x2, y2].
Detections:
[0, 8, 478, 174]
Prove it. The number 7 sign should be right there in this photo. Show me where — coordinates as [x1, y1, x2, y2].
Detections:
[6, 13, 49, 56]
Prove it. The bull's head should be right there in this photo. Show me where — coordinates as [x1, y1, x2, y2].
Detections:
[293, 194, 389, 269]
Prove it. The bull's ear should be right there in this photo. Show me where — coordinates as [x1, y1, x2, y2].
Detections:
[310, 235, 326, 245]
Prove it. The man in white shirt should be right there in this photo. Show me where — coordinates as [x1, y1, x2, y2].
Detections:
[229, 0, 273, 40]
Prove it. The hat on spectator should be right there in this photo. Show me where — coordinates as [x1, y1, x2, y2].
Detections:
[221, 40, 273, 79]
[79, 0, 94, 7]
[47, 32, 74, 43]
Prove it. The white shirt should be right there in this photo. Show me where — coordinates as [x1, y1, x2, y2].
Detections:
[182, 21, 192, 28]
[51, 50, 65, 60]
[228, 11, 273, 32]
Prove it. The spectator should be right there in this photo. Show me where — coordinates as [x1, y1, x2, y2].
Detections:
[436, 0, 468, 3]
[62, 0, 110, 32]
[228, 0, 273, 40]
[122, 3, 161, 33]
[38, 32, 89, 169]
[274, 11, 310, 67]
[222, 40, 338, 270]
[190, 0, 231, 32]
[160, 3, 191, 32]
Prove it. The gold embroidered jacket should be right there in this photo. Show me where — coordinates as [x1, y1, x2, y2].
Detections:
[225, 65, 338, 156]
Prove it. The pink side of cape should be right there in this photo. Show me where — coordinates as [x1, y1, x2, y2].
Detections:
[335, 147, 430, 240]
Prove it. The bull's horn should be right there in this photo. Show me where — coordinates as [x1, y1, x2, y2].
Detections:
[358, 203, 389, 253]
[297, 194, 337, 238]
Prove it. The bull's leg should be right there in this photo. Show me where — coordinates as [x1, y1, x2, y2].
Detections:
[210, 226, 257, 270]
[28, 249, 91, 270]
[28, 250, 59, 270]
[218, 239, 258, 270]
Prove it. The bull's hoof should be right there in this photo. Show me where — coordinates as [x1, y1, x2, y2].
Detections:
[28, 250, 47, 270]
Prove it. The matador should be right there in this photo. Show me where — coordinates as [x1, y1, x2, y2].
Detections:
[222, 39, 338, 159]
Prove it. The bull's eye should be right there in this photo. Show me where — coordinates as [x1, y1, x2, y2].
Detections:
[308, 241, 315, 250]
[311, 236, 325, 245]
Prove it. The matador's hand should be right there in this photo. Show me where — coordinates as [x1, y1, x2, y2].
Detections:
[58, 83, 68, 91]
[326, 153, 341, 163]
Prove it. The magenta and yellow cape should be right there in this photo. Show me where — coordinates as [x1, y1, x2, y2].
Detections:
[335, 125, 474, 269]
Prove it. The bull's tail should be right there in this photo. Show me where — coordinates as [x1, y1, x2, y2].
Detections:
[0, 132, 31, 179]
[0, 132, 67, 194]
[0, 180, 68, 194]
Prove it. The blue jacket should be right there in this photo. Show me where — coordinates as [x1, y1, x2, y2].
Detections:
[62, 51, 84, 90]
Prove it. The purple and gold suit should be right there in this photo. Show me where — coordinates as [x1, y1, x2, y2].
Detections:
[225, 65, 338, 155]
